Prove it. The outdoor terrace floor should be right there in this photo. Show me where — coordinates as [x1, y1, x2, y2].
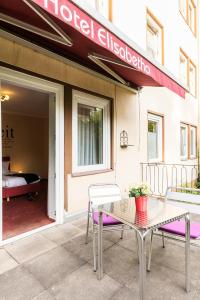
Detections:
[0, 216, 200, 300]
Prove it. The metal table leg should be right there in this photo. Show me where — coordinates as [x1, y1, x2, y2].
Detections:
[137, 231, 146, 300]
[98, 211, 103, 280]
[185, 213, 190, 292]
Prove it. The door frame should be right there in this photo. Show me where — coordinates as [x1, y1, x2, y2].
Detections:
[0, 66, 64, 244]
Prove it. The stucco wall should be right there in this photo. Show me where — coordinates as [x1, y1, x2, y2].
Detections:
[0, 36, 198, 214]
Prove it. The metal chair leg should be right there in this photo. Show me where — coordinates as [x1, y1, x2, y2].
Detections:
[120, 225, 124, 239]
[85, 207, 90, 244]
[162, 232, 165, 248]
[93, 227, 97, 272]
[135, 231, 139, 263]
[147, 231, 154, 272]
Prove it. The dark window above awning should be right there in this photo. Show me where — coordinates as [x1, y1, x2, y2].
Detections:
[0, 0, 186, 98]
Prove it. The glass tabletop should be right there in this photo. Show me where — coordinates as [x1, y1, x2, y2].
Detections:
[99, 197, 189, 231]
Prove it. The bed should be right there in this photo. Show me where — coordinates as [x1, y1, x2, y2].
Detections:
[2, 157, 41, 201]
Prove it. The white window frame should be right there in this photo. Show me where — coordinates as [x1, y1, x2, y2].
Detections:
[180, 123, 188, 160]
[147, 113, 163, 163]
[190, 126, 197, 159]
[72, 90, 111, 173]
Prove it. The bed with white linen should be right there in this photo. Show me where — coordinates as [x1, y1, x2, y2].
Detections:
[2, 157, 41, 201]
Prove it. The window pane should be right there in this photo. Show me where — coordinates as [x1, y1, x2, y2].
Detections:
[180, 126, 187, 157]
[180, 52, 188, 86]
[188, 0, 196, 33]
[78, 103, 103, 166]
[146, 13, 163, 64]
[179, 0, 187, 19]
[148, 120, 158, 160]
[189, 62, 196, 96]
[190, 127, 196, 157]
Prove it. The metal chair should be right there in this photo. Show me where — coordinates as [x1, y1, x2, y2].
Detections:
[147, 186, 200, 271]
[85, 183, 126, 271]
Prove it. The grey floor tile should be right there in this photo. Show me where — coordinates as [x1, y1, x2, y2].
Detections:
[110, 286, 138, 300]
[41, 223, 83, 245]
[32, 290, 55, 300]
[50, 264, 121, 300]
[72, 217, 88, 230]
[5, 234, 57, 263]
[0, 266, 44, 300]
[25, 246, 85, 289]
[0, 248, 18, 275]
[63, 232, 114, 262]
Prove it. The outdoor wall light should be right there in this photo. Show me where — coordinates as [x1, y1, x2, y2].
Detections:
[0, 94, 10, 102]
[120, 130, 134, 148]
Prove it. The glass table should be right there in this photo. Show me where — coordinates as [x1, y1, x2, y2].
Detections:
[97, 197, 190, 300]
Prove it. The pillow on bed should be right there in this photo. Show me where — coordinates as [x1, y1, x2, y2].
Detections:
[2, 161, 10, 175]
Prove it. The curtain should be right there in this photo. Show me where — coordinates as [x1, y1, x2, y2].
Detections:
[78, 103, 103, 166]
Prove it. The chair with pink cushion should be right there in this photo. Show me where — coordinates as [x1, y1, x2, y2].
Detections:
[147, 186, 200, 271]
[85, 184, 127, 271]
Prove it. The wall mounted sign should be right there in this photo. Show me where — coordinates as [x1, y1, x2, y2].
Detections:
[2, 125, 15, 149]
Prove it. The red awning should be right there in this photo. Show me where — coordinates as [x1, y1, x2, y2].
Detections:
[0, 0, 186, 98]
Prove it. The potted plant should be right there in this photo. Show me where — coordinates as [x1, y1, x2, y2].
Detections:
[129, 183, 150, 212]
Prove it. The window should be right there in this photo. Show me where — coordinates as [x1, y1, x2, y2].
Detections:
[180, 123, 197, 160]
[146, 10, 163, 64]
[190, 126, 197, 158]
[148, 113, 163, 162]
[86, 0, 112, 20]
[179, 50, 188, 86]
[180, 124, 188, 160]
[72, 90, 111, 173]
[179, 0, 187, 20]
[179, 0, 196, 35]
[188, 61, 196, 96]
[188, 0, 196, 34]
[179, 49, 196, 96]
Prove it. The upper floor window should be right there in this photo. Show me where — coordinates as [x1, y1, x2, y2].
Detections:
[179, 0, 197, 35]
[87, 0, 112, 21]
[179, 0, 187, 20]
[146, 10, 163, 65]
[179, 49, 188, 86]
[180, 123, 197, 160]
[188, 61, 196, 97]
[148, 113, 163, 162]
[179, 49, 196, 97]
[188, 0, 196, 34]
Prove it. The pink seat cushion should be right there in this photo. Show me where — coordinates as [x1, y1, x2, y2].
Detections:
[160, 220, 200, 239]
[93, 212, 122, 225]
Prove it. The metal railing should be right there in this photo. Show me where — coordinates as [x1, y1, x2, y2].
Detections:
[141, 162, 198, 196]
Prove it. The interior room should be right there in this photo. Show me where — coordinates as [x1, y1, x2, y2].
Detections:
[1, 80, 55, 240]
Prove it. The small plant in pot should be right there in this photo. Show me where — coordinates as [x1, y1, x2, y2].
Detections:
[129, 183, 150, 212]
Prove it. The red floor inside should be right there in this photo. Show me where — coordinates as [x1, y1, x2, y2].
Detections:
[3, 181, 54, 240]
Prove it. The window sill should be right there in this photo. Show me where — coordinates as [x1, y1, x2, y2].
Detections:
[72, 169, 113, 177]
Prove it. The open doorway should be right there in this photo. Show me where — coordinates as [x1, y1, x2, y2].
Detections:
[1, 79, 56, 240]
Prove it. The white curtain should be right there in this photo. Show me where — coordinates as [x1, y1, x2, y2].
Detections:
[78, 104, 103, 166]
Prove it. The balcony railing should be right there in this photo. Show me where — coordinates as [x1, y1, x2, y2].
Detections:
[141, 162, 198, 197]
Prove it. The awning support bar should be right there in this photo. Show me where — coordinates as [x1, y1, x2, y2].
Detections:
[88, 54, 128, 85]
[0, 13, 71, 46]
[22, 0, 73, 46]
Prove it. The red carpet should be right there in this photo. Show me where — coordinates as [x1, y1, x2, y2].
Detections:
[3, 181, 54, 240]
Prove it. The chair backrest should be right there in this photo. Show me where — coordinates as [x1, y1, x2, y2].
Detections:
[165, 186, 200, 214]
[88, 184, 121, 208]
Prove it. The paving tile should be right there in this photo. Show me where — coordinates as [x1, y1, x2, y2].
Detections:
[4, 234, 57, 263]
[0, 248, 18, 275]
[41, 223, 83, 245]
[71, 216, 88, 230]
[98, 243, 138, 286]
[110, 286, 138, 300]
[0, 266, 44, 300]
[32, 290, 55, 300]
[25, 246, 85, 289]
[63, 232, 114, 262]
[50, 264, 121, 300]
